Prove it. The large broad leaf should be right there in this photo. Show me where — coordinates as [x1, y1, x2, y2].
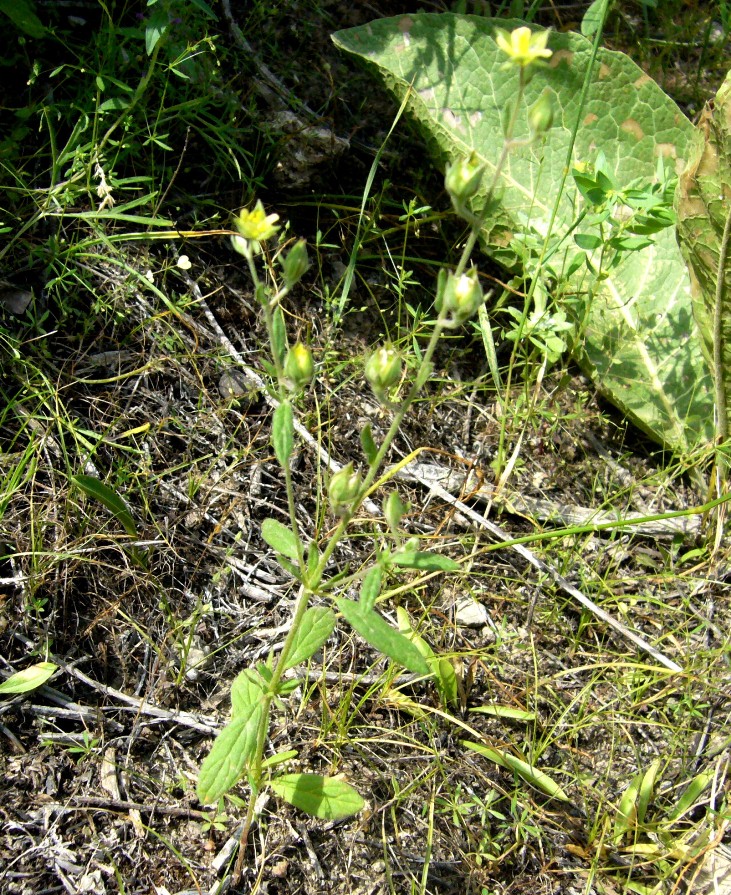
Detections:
[333, 14, 714, 452]
[676, 71, 731, 423]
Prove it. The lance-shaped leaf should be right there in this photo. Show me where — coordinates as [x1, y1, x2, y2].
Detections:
[0, 661, 57, 695]
[336, 598, 431, 676]
[333, 14, 714, 452]
[676, 71, 731, 423]
[271, 773, 365, 820]
[72, 475, 138, 537]
[462, 740, 570, 802]
[285, 607, 336, 669]
[197, 670, 267, 804]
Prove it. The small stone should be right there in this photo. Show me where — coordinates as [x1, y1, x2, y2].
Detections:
[455, 596, 490, 628]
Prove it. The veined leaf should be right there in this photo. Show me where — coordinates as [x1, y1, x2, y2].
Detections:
[261, 518, 300, 561]
[285, 607, 336, 669]
[0, 662, 56, 695]
[271, 773, 365, 820]
[230, 668, 268, 717]
[197, 675, 266, 804]
[72, 474, 138, 537]
[462, 740, 570, 802]
[333, 14, 714, 452]
[676, 71, 731, 426]
[336, 598, 431, 676]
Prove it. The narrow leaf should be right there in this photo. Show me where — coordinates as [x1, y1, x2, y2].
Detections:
[261, 518, 300, 561]
[271, 773, 365, 820]
[336, 598, 431, 676]
[285, 607, 336, 669]
[360, 423, 378, 464]
[0, 662, 57, 695]
[462, 740, 570, 802]
[614, 771, 641, 842]
[359, 565, 382, 612]
[667, 769, 714, 822]
[272, 401, 294, 466]
[72, 475, 138, 537]
[197, 703, 265, 804]
[637, 758, 662, 825]
[391, 551, 459, 572]
[470, 705, 536, 721]
[271, 306, 287, 367]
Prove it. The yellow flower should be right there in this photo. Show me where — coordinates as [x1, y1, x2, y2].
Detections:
[495, 26, 552, 68]
[232, 200, 280, 246]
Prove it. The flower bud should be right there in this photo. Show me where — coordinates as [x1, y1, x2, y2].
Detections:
[283, 342, 314, 391]
[528, 89, 555, 137]
[280, 239, 309, 288]
[384, 490, 407, 533]
[445, 155, 484, 205]
[438, 269, 484, 326]
[365, 345, 402, 401]
[328, 463, 362, 515]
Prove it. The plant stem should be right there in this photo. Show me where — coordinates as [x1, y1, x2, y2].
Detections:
[712, 203, 731, 447]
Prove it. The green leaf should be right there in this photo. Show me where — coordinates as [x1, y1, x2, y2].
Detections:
[335, 598, 431, 676]
[285, 607, 336, 669]
[470, 705, 537, 721]
[145, 5, 169, 55]
[270, 773, 365, 820]
[614, 769, 642, 842]
[462, 740, 570, 802]
[666, 769, 714, 822]
[230, 667, 268, 717]
[271, 306, 287, 368]
[637, 758, 662, 825]
[198, 669, 267, 804]
[581, 0, 609, 37]
[391, 551, 459, 572]
[0, 0, 46, 37]
[359, 565, 382, 612]
[360, 423, 378, 464]
[261, 518, 300, 561]
[272, 401, 294, 466]
[333, 14, 714, 452]
[0, 662, 56, 695]
[72, 474, 138, 537]
[676, 71, 731, 426]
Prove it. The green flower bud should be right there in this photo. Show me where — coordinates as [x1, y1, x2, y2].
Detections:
[438, 269, 484, 326]
[283, 341, 314, 391]
[365, 345, 402, 401]
[445, 155, 484, 205]
[528, 89, 555, 137]
[280, 239, 309, 288]
[328, 462, 362, 515]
